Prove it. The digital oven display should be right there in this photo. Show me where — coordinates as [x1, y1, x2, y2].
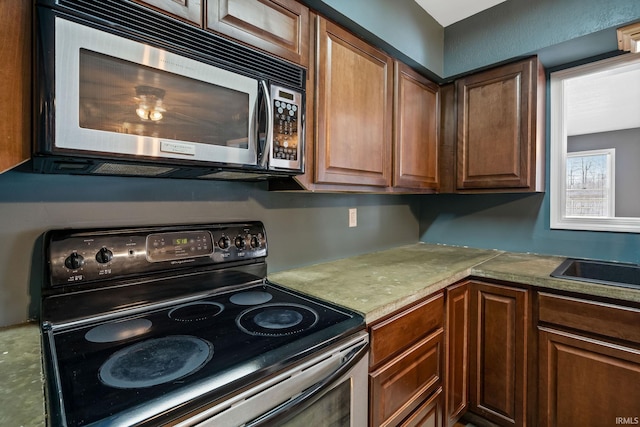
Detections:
[146, 231, 213, 262]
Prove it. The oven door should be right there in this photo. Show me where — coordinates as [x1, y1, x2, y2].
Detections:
[43, 14, 260, 168]
[178, 331, 369, 427]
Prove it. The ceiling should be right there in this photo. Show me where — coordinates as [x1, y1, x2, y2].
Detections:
[414, 0, 507, 27]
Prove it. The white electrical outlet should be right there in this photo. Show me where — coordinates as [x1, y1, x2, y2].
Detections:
[349, 208, 357, 227]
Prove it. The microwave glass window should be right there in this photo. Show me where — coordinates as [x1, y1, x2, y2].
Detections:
[78, 49, 250, 148]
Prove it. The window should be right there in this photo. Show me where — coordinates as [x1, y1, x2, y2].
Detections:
[565, 149, 614, 218]
[550, 53, 640, 233]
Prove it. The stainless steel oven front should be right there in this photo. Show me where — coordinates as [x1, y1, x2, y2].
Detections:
[177, 331, 369, 427]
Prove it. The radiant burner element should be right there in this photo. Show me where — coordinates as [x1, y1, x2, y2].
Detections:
[99, 335, 213, 389]
[229, 291, 273, 306]
[85, 318, 152, 343]
[255, 308, 302, 329]
[236, 303, 319, 336]
[168, 302, 224, 322]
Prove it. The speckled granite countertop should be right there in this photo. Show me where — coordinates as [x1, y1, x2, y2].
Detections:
[0, 323, 45, 427]
[5, 243, 640, 424]
[470, 251, 640, 303]
[270, 244, 501, 322]
[269, 243, 640, 323]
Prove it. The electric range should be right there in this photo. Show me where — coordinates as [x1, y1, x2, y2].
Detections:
[40, 222, 366, 426]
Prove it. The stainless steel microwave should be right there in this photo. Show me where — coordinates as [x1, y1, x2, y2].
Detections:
[33, 0, 305, 180]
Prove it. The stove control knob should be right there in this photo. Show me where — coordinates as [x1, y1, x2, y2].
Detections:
[64, 253, 84, 270]
[250, 236, 260, 248]
[234, 235, 245, 249]
[218, 236, 231, 250]
[95, 247, 113, 264]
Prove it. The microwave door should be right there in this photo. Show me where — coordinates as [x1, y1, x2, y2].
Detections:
[53, 17, 259, 168]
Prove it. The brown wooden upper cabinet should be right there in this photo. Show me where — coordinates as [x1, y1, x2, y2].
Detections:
[394, 61, 440, 191]
[455, 57, 545, 192]
[0, 0, 31, 174]
[286, 17, 441, 193]
[136, 0, 309, 67]
[206, 0, 309, 67]
[314, 17, 394, 188]
[134, 0, 202, 24]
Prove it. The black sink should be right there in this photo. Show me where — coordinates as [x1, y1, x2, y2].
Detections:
[551, 258, 640, 290]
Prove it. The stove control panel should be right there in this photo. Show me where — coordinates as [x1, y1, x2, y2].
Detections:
[46, 222, 267, 287]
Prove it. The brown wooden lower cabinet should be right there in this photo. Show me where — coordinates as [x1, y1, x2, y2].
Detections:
[538, 327, 640, 427]
[445, 282, 470, 427]
[369, 292, 445, 427]
[537, 292, 640, 427]
[370, 281, 640, 427]
[468, 281, 530, 427]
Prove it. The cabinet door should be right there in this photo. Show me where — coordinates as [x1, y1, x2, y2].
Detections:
[206, 0, 309, 66]
[394, 61, 439, 190]
[456, 57, 544, 192]
[315, 17, 393, 187]
[445, 282, 469, 427]
[0, 0, 31, 173]
[538, 327, 640, 427]
[469, 281, 529, 426]
[135, 0, 201, 24]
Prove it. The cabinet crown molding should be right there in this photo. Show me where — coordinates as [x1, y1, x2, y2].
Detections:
[617, 22, 640, 53]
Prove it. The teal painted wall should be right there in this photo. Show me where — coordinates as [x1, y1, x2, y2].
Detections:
[6, 0, 640, 327]
[300, 0, 444, 78]
[419, 193, 640, 265]
[421, 0, 640, 264]
[444, 0, 640, 77]
[0, 171, 420, 327]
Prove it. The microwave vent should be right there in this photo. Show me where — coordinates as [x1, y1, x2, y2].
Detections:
[55, 0, 305, 89]
[92, 163, 176, 177]
[198, 171, 267, 180]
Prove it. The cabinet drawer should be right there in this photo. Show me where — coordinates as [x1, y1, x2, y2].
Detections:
[538, 292, 640, 344]
[370, 292, 444, 368]
[400, 386, 443, 427]
[370, 329, 444, 427]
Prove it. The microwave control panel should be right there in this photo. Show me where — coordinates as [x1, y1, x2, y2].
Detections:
[270, 85, 302, 171]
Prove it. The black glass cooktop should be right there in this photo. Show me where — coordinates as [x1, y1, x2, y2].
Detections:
[47, 283, 361, 426]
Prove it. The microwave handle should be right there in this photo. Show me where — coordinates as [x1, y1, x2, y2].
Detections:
[259, 80, 273, 168]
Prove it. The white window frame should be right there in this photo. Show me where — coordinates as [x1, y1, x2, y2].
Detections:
[550, 54, 640, 233]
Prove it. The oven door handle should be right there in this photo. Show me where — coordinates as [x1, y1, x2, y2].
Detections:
[258, 80, 273, 169]
[245, 341, 369, 427]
